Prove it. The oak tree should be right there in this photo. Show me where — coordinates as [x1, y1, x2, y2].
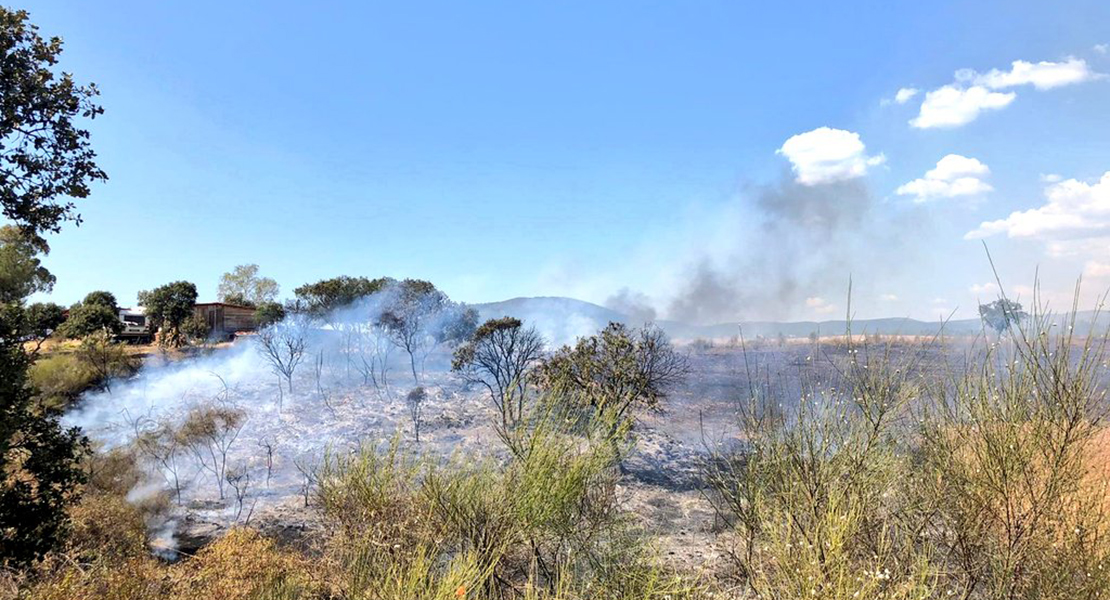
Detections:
[138, 281, 198, 347]
[0, 8, 106, 240]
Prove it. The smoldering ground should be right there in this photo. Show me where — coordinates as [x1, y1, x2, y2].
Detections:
[62, 287, 488, 555]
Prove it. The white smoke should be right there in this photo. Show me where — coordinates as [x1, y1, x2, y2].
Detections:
[63, 284, 491, 556]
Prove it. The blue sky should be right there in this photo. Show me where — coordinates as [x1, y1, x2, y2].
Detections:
[16, 0, 1110, 322]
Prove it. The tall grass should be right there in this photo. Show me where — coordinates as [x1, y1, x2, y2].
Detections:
[705, 328, 936, 599]
[917, 296, 1110, 599]
[706, 289, 1110, 599]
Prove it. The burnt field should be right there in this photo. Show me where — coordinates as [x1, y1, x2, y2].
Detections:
[63, 333, 964, 565]
[38, 306, 1110, 600]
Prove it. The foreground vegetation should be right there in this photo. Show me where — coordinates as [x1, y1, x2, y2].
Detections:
[4, 300, 1110, 599]
[701, 303, 1110, 599]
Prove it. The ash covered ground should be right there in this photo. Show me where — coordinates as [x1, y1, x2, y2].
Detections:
[63, 334, 956, 569]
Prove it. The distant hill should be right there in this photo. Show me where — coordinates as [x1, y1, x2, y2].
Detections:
[476, 296, 627, 325]
[663, 317, 984, 339]
[474, 297, 630, 345]
[473, 296, 1108, 343]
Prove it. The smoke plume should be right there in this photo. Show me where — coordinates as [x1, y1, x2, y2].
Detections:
[660, 175, 909, 324]
[605, 287, 657, 324]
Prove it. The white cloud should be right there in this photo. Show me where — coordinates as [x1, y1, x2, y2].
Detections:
[927, 154, 990, 180]
[879, 293, 898, 302]
[1096, 44, 1109, 55]
[928, 298, 952, 318]
[910, 85, 1015, 129]
[895, 154, 993, 202]
[970, 282, 1000, 296]
[1085, 261, 1110, 278]
[972, 57, 1097, 90]
[910, 56, 1100, 129]
[966, 171, 1110, 240]
[894, 87, 919, 104]
[1040, 173, 1063, 183]
[777, 127, 886, 186]
[1043, 237, 1109, 258]
[805, 296, 837, 315]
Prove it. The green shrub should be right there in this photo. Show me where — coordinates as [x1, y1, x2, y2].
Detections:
[27, 352, 98, 410]
[317, 436, 423, 533]
[533, 323, 688, 424]
[312, 402, 696, 600]
[28, 332, 138, 408]
[74, 332, 138, 392]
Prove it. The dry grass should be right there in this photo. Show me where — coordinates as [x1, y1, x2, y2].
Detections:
[703, 299, 1110, 600]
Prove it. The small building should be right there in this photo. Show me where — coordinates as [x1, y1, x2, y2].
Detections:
[194, 302, 258, 339]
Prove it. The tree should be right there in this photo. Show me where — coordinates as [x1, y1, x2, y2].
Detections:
[0, 226, 84, 568]
[255, 301, 285, 327]
[0, 8, 106, 241]
[22, 301, 64, 354]
[129, 414, 187, 505]
[452, 317, 545, 429]
[436, 304, 479, 347]
[138, 281, 197, 347]
[0, 230, 65, 353]
[257, 317, 308, 394]
[0, 303, 88, 568]
[0, 225, 54, 303]
[352, 317, 394, 391]
[406, 387, 427, 443]
[178, 404, 246, 500]
[59, 290, 122, 339]
[81, 290, 117, 309]
[60, 303, 120, 339]
[979, 298, 1028, 335]
[181, 312, 211, 344]
[377, 280, 436, 384]
[217, 264, 279, 308]
[0, 326, 88, 566]
[534, 322, 688, 424]
[379, 278, 475, 384]
[293, 275, 394, 318]
[0, 8, 100, 567]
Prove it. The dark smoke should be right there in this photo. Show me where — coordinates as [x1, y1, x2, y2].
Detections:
[605, 287, 657, 324]
[757, 177, 870, 237]
[663, 175, 906, 324]
[664, 262, 745, 325]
